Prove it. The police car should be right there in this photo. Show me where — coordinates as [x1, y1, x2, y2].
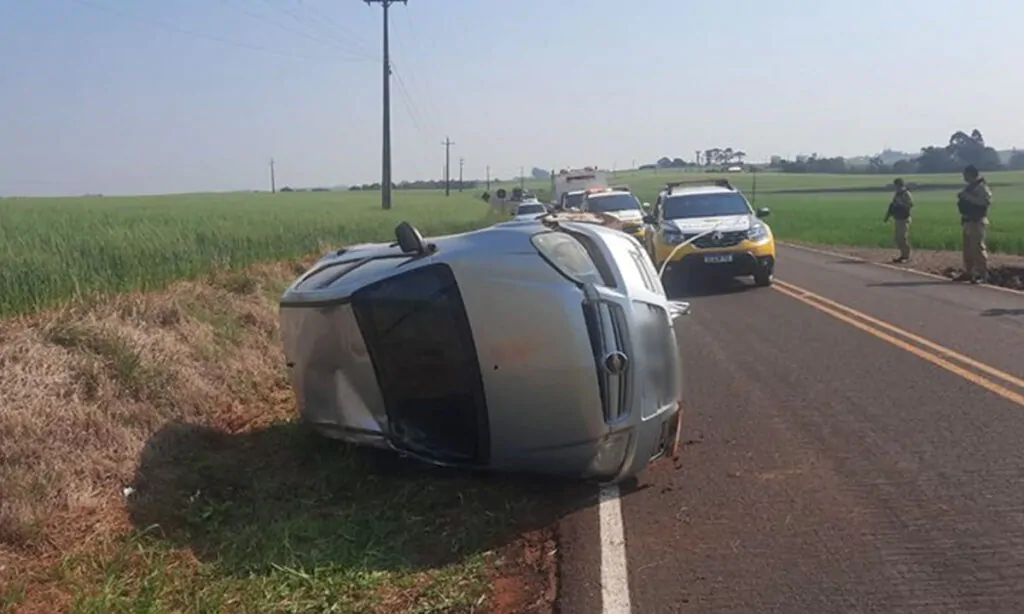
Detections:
[644, 179, 775, 288]
[579, 187, 648, 245]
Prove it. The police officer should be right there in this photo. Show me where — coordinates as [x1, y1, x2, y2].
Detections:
[884, 178, 914, 263]
[956, 164, 993, 284]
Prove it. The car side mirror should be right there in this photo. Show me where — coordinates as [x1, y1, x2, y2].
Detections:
[756, 207, 771, 218]
[395, 221, 430, 255]
[642, 214, 655, 224]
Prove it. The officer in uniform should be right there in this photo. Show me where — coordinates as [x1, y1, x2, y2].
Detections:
[956, 165, 993, 284]
[884, 178, 914, 263]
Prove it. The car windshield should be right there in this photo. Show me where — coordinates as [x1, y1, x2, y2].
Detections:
[564, 192, 585, 208]
[516, 204, 545, 215]
[662, 192, 751, 219]
[586, 193, 640, 213]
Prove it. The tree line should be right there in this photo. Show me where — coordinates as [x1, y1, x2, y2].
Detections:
[774, 129, 1024, 175]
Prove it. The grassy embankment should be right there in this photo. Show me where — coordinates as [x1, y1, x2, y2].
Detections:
[0, 191, 563, 614]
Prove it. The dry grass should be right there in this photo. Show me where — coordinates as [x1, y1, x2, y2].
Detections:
[0, 257, 561, 614]
[0, 262, 294, 553]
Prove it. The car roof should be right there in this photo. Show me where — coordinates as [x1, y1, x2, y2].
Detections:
[586, 189, 632, 198]
[664, 185, 735, 197]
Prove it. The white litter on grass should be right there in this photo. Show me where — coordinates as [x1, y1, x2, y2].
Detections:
[122, 486, 135, 497]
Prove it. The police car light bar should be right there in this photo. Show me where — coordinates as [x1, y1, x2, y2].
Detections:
[664, 178, 734, 190]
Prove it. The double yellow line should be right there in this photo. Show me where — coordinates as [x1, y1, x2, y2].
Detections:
[773, 279, 1024, 407]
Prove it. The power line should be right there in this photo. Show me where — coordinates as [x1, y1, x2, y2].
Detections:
[261, 0, 377, 60]
[365, 0, 407, 210]
[290, 0, 379, 58]
[71, 0, 356, 62]
[216, 0, 368, 58]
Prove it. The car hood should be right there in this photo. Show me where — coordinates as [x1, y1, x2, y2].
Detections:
[601, 209, 645, 224]
[665, 215, 752, 234]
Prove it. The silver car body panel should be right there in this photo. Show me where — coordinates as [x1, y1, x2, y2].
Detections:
[279, 219, 687, 482]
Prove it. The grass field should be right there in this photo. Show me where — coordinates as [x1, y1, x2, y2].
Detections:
[522, 169, 1024, 255]
[2, 170, 1023, 318]
[0, 191, 494, 318]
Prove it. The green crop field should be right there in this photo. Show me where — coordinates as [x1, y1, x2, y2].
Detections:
[520, 168, 1024, 254]
[3, 170, 1023, 318]
[0, 190, 494, 318]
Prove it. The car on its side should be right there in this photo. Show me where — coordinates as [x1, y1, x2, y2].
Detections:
[644, 179, 775, 289]
[278, 219, 688, 483]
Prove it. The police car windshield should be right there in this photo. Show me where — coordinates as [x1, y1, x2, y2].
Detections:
[587, 193, 641, 213]
[663, 192, 751, 219]
[516, 203, 545, 215]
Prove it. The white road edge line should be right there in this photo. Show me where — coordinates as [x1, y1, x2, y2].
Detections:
[780, 241, 1024, 298]
[599, 483, 632, 614]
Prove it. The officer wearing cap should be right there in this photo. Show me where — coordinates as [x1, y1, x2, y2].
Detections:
[956, 164, 993, 284]
[884, 178, 914, 263]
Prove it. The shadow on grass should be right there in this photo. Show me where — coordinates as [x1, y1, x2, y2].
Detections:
[126, 420, 628, 580]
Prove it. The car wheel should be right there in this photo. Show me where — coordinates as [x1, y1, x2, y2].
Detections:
[754, 267, 774, 287]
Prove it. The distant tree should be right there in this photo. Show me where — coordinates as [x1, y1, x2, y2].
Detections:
[670, 157, 687, 168]
[280, 186, 294, 192]
[657, 156, 672, 168]
[531, 167, 551, 180]
[892, 159, 917, 174]
[1009, 151, 1024, 171]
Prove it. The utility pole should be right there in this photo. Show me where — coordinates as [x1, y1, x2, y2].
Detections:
[269, 158, 276, 194]
[365, 0, 407, 210]
[458, 157, 464, 192]
[442, 137, 454, 196]
[486, 165, 490, 191]
[519, 166, 525, 190]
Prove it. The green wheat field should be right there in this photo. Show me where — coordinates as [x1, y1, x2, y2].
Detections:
[2, 170, 1023, 318]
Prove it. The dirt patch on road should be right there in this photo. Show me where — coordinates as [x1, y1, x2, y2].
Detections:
[790, 242, 1024, 291]
[0, 257, 559, 614]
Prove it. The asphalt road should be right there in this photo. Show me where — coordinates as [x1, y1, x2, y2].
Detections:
[558, 244, 1024, 614]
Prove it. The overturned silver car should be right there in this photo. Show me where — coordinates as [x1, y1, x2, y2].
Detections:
[278, 216, 687, 483]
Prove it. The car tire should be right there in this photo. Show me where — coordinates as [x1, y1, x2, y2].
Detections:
[754, 267, 774, 287]
[664, 268, 690, 297]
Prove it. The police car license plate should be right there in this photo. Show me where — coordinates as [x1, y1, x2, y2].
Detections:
[704, 254, 733, 264]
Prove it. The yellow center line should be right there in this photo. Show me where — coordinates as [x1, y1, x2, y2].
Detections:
[775, 279, 1024, 391]
[772, 282, 1024, 408]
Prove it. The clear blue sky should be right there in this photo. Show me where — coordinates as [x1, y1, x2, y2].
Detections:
[2, 0, 1021, 196]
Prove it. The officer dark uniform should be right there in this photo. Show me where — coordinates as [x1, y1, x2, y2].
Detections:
[884, 178, 914, 263]
[956, 165, 993, 284]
